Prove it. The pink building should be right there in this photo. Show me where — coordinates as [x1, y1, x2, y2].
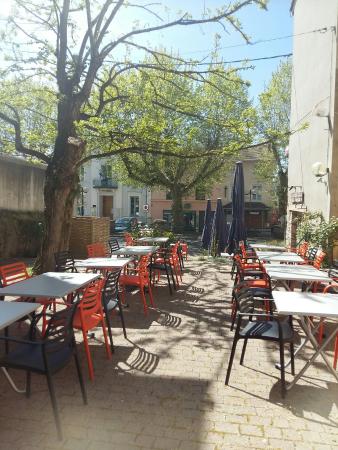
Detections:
[150, 149, 276, 234]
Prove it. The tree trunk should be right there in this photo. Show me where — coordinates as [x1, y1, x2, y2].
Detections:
[278, 170, 288, 216]
[35, 137, 85, 273]
[171, 189, 184, 233]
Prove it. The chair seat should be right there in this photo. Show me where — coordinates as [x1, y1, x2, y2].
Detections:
[0, 343, 73, 374]
[73, 311, 102, 330]
[239, 320, 293, 341]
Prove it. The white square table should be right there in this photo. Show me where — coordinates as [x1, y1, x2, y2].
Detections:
[256, 250, 304, 264]
[0, 301, 39, 393]
[273, 291, 338, 390]
[75, 257, 133, 270]
[0, 272, 100, 299]
[137, 237, 169, 246]
[111, 246, 159, 257]
[264, 263, 332, 290]
[250, 243, 287, 251]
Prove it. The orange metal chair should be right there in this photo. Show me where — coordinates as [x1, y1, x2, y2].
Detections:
[119, 256, 154, 315]
[0, 262, 30, 286]
[72, 278, 111, 380]
[297, 242, 309, 258]
[123, 232, 134, 246]
[180, 242, 188, 261]
[87, 242, 108, 257]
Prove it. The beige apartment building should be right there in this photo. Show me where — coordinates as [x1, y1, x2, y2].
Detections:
[287, 0, 338, 256]
[150, 148, 276, 234]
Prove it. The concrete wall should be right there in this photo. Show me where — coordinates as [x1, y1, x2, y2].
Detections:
[0, 154, 46, 211]
[288, 0, 338, 220]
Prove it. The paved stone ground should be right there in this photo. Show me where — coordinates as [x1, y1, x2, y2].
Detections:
[1, 255, 338, 450]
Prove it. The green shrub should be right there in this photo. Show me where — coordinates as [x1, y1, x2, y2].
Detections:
[296, 212, 338, 264]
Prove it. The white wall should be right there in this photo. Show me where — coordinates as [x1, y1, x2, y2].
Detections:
[288, 0, 338, 219]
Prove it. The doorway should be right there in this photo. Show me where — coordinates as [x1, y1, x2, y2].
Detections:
[102, 196, 113, 217]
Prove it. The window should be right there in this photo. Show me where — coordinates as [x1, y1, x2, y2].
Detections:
[79, 166, 85, 182]
[166, 191, 172, 200]
[195, 187, 206, 200]
[251, 184, 262, 201]
[100, 163, 112, 180]
[130, 196, 140, 216]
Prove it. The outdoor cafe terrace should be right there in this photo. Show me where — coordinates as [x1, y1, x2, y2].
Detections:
[0, 243, 338, 450]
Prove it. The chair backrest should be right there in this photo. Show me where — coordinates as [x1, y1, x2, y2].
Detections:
[137, 256, 150, 279]
[239, 241, 248, 259]
[297, 242, 309, 258]
[78, 278, 105, 319]
[235, 290, 256, 315]
[0, 262, 30, 286]
[43, 302, 79, 353]
[87, 243, 107, 257]
[313, 250, 326, 269]
[108, 238, 120, 254]
[124, 233, 134, 246]
[307, 247, 318, 261]
[54, 250, 76, 272]
[102, 270, 121, 307]
[180, 242, 188, 253]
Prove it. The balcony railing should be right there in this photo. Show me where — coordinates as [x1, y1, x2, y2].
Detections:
[93, 177, 118, 189]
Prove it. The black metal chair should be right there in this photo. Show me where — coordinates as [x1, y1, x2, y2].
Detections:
[225, 290, 294, 398]
[108, 238, 120, 255]
[0, 302, 87, 440]
[150, 249, 176, 295]
[54, 250, 77, 272]
[102, 270, 127, 352]
[230, 282, 272, 331]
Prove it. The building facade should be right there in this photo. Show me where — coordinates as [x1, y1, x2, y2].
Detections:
[287, 0, 338, 253]
[151, 148, 275, 234]
[77, 159, 150, 224]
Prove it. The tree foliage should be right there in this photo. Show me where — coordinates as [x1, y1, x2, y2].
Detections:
[256, 59, 292, 215]
[98, 60, 255, 230]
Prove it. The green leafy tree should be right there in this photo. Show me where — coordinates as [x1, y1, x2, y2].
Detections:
[104, 62, 255, 231]
[257, 59, 292, 216]
[0, 0, 267, 271]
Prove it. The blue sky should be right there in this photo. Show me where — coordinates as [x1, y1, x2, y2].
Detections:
[126, 0, 293, 101]
[0, 0, 293, 101]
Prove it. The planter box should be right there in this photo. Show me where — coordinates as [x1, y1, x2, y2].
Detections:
[69, 216, 109, 258]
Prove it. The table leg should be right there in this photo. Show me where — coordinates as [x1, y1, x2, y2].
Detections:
[286, 317, 338, 390]
[276, 318, 323, 370]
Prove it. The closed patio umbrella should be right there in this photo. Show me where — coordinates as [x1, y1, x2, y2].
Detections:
[227, 161, 246, 254]
[210, 198, 227, 256]
[201, 199, 212, 250]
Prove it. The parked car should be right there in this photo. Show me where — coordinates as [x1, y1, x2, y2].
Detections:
[113, 217, 138, 232]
